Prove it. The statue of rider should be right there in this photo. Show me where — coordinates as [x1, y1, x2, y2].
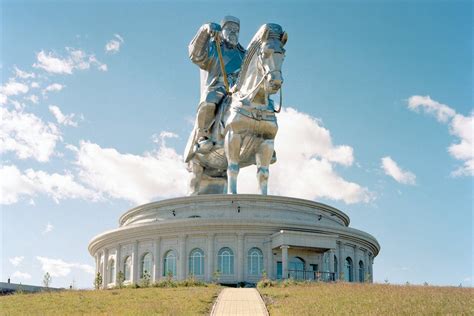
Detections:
[185, 16, 246, 163]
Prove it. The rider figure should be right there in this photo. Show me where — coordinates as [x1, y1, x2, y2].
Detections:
[188, 16, 246, 151]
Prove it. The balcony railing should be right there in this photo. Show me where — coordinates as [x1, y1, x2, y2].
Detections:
[286, 270, 335, 281]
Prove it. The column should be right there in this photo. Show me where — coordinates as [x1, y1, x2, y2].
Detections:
[370, 255, 374, 282]
[281, 245, 289, 279]
[95, 254, 100, 275]
[354, 247, 359, 282]
[328, 249, 335, 280]
[206, 233, 215, 282]
[102, 248, 108, 288]
[178, 235, 186, 280]
[132, 241, 139, 284]
[364, 251, 369, 281]
[153, 238, 161, 282]
[237, 233, 244, 282]
[115, 244, 121, 285]
[265, 240, 273, 279]
[338, 242, 344, 280]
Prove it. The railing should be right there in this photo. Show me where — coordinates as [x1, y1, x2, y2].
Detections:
[286, 270, 335, 281]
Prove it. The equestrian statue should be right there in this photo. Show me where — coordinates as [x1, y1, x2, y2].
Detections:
[185, 16, 287, 195]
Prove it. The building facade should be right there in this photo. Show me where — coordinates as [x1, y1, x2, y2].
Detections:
[88, 195, 380, 288]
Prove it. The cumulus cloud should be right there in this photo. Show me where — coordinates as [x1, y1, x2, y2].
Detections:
[36, 256, 95, 277]
[43, 83, 65, 95]
[105, 34, 124, 54]
[73, 132, 189, 205]
[0, 164, 99, 205]
[9, 256, 24, 267]
[381, 156, 416, 185]
[0, 80, 29, 96]
[14, 66, 36, 79]
[43, 222, 54, 234]
[48, 105, 78, 127]
[11, 271, 32, 280]
[31, 82, 40, 88]
[257, 108, 370, 203]
[408, 95, 456, 123]
[0, 107, 61, 162]
[0, 93, 7, 105]
[33, 48, 107, 75]
[407, 96, 473, 176]
[25, 95, 39, 104]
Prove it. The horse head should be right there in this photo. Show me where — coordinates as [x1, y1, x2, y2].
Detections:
[234, 24, 288, 105]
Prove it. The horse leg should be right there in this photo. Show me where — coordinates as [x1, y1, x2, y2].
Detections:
[256, 139, 274, 195]
[188, 161, 204, 196]
[225, 130, 242, 194]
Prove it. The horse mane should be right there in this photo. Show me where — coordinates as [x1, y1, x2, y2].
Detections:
[235, 23, 284, 92]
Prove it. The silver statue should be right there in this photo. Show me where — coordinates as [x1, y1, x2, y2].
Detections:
[185, 21, 287, 196]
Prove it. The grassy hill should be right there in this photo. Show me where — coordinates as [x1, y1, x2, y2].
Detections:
[1, 282, 472, 315]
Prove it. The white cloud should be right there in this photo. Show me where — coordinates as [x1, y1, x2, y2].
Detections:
[43, 222, 54, 234]
[33, 48, 107, 75]
[36, 256, 94, 277]
[0, 164, 99, 205]
[381, 156, 416, 185]
[0, 107, 61, 162]
[74, 133, 189, 205]
[14, 66, 36, 79]
[25, 94, 39, 104]
[11, 271, 32, 280]
[43, 83, 64, 95]
[260, 108, 370, 203]
[0, 80, 29, 96]
[407, 96, 473, 177]
[31, 82, 40, 88]
[105, 34, 124, 54]
[9, 256, 24, 267]
[48, 105, 78, 127]
[408, 95, 456, 123]
[0, 93, 6, 105]
[449, 113, 473, 176]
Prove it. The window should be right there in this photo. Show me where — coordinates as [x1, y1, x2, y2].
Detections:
[218, 247, 234, 275]
[124, 256, 132, 281]
[189, 248, 204, 276]
[344, 257, 353, 282]
[163, 250, 177, 277]
[141, 253, 153, 278]
[358, 260, 364, 282]
[248, 248, 263, 276]
[109, 259, 115, 283]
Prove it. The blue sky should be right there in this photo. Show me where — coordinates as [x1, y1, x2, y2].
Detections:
[1, 0, 472, 288]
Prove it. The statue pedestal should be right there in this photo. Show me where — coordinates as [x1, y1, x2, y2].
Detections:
[89, 194, 379, 287]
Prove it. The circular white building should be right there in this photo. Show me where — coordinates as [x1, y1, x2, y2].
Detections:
[89, 195, 380, 288]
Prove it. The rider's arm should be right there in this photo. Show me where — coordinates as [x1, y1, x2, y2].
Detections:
[188, 23, 221, 70]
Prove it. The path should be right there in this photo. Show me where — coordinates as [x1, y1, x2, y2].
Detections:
[211, 288, 268, 316]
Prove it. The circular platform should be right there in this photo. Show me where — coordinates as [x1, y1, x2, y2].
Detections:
[89, 195, 380, 287]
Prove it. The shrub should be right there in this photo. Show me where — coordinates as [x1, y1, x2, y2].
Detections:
[116, 271, 125, 289]
[140, 271, 151, 288]
[94, 272, 102, 290]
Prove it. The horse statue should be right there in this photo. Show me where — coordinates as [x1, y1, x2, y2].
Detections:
[185, 23, 287, 195]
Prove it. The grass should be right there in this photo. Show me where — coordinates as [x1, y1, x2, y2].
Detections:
[258, 281, 474, 315]
[0, 285, 220, 316]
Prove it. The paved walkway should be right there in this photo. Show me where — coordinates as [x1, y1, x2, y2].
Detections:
[211, 288, 268, 316]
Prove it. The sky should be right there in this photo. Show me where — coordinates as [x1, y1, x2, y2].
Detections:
[1, 0, 472, 289]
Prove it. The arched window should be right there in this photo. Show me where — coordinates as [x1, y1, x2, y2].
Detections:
[141, 252, 153, 278]
[334, 255, 338, 275]
[359, 260, 364, 282]
[248, 248, 263, 276]
[124, 256, 132, 281]
[344, 257, 353, 282]
[218, 247, 234, 275]
[189, 248, 205, 276]
[163, 250, 177, 277]
[289, 257, 305, 280]
[109, 259, 115, 283]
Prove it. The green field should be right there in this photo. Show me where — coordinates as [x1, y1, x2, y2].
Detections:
[1, 282, 472, 315]
[259, 282, 474, 315]
[0, 286, 220, 316]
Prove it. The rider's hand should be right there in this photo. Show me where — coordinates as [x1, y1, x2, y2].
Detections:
[206, 23, 222, 38]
